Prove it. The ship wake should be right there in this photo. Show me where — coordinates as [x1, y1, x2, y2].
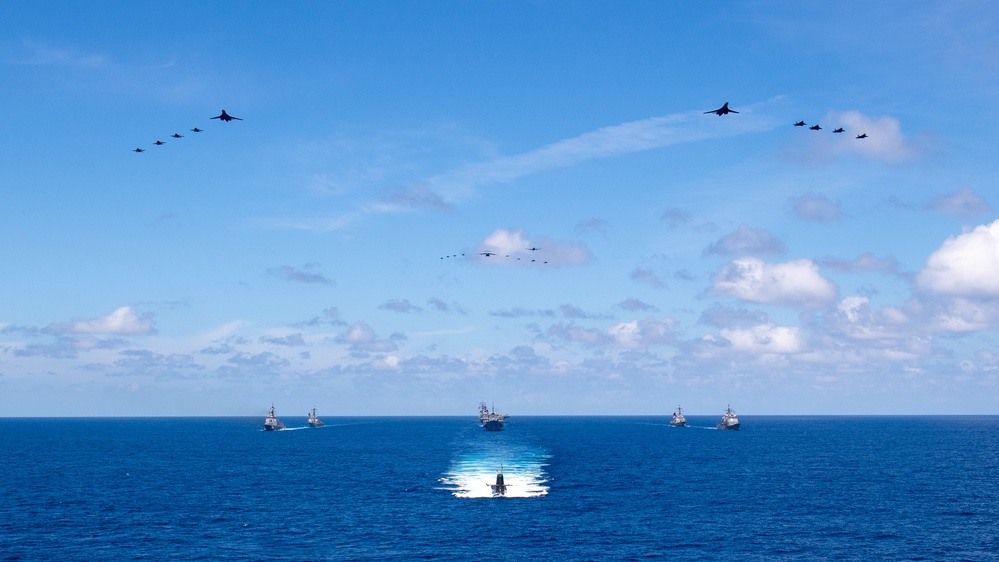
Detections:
[439, 446, 550, 498]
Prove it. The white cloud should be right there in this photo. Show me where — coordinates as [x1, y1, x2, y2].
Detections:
[918, 220, 999, 297]
[712, 258, 838, 307]
[790, 110, 925, 165]
[608, 318, 676, 348]
[335, 322, 394, 352]
[476, 228, 591, 266]
[719, 323, 803, 354]
[47, 306, 156, 336]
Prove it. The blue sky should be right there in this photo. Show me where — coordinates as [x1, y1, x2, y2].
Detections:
[3, 1, 999, 416]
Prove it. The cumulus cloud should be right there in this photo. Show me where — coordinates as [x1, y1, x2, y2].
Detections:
[918, 220, 999, 297]
[705, 225, 786, 257]
[830, 295, 913, 340]
[334, 321, 403, 353]
[791, 110, 926, 164]
[712, 258, 838, 307]
[792, 193, 844, 222]
[476, 228, 592, 266]
[717, 323, 803, 354]
[607, 318, 676, 348]
[46, 306, 156, 336]
[926, 186, 992, 219]
[266, 265, 333, 285]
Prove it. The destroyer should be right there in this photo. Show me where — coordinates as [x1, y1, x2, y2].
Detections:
[717, 405, 740, 430]
[263, 404, 285, 431]
[669, 406, 687, 427]
[307, 407, 324, 428]
[479, 402, 509, 431]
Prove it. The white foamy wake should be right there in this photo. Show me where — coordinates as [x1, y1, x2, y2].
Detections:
[439, 449, 550, 498]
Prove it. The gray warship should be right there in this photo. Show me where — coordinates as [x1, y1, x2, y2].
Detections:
[479, 402, 509, 431]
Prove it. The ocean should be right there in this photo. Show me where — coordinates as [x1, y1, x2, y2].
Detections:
[2, 416, 997, 561]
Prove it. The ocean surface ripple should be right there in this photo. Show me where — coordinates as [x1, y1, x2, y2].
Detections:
[2, 416, 998, 561]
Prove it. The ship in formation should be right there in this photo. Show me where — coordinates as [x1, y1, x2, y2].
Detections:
[717, 405, 741, 430]
[263, 404, 285, 431]
[669, 406, 687, 427]
[479, 402, 510, 431]
[263, 404, 326, 430]
[307, 407, 325, 428]
[489, 465, 508, 496]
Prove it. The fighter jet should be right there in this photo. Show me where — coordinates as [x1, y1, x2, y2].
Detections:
[810, 125, 822, 131]
[479, 252, 496, 257]
[211, 109, 242, 122]
[154, 140, 165, 145]
[704, 102, 738, 116]
[133, 148, 145, 153]
[191, 127, 203, 133]
[794, 121, 806, 127]
[856, 133, 868, 139]
[527, 247, 540, 252]
[171, 133, 184, 139]
[833, 128, 845, 133]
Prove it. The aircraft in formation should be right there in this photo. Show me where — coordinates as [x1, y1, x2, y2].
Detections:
[211, 109, 243, 122]
[440, 248, 547, 264]
[704, 102, 869, 139]
[704, 102, 738, 116]
[133, 109, 240, 153]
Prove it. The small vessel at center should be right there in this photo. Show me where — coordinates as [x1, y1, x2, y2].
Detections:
[263, 404, 285, 431]
[489, 465, 507, 496]
[307, 407, 324, 428]
[479, 401, 509, 431]
[717, 405, 740, 430]
[669, 406, 687, 427]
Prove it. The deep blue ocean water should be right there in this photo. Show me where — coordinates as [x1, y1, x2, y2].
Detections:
[2, 416, 998, 561]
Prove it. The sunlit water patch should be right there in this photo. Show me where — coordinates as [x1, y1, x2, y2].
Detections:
[439, 435, 550, 498]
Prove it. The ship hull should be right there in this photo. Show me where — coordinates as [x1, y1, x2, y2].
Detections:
[483, 420, 504, 431]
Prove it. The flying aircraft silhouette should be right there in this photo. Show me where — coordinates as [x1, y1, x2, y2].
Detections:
[154, 140, 165, 145]
[810, 125, 822, 131]
[794, 121, 806, 127]
[191, 127, 203, 133]
[527, 247, 540, 252]
[171, 133, 183, 138]
[833, 128, 845, 133]
[479, 252, 496, 257]
[133, 148, 145, 153]
[704, 102, 738, 116]
[211, 109, 242, 122]
[856, 133, 868, 139]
